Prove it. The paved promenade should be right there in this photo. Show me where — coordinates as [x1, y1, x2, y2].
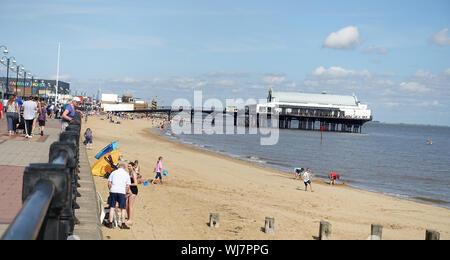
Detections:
[0, 117, 102, 239]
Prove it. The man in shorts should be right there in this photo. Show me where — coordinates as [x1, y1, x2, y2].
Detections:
[106, 164, 131, 229]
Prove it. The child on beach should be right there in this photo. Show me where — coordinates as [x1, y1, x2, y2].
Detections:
[152, 156, 163, 184]
[134, 160, 142, 179]
[302, 168, 313, 192]
[329, 172, 339, 185]
[84, 128, 93, 150]
[295, 168, 304, 180]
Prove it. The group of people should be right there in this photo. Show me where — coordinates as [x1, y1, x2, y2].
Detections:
[1, 94, 85, 138]
[295, 168, 314, 192]
[104, 156, 165, 229]
[2, 95, 48, 138]
[294, 168, 341, 191]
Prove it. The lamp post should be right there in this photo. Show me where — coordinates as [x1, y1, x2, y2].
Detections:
[14, 64, 24, 97]
[0, 45, 8, 98]
[0, 55, 16, 98]
[0, 45, 8, 55]
[40, 80, 45, 100]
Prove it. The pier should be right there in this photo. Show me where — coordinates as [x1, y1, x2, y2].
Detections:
[122, 91, 371, 134]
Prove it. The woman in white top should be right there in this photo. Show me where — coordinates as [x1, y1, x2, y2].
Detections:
[6, 95, 20, 136]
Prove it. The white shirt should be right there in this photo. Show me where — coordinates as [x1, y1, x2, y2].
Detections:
[108, 168, 131, 194]
[23, 100, 37, 120]
[303, 171, 310, 182]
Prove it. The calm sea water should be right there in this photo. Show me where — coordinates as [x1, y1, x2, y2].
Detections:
[158, 120, 450, 208]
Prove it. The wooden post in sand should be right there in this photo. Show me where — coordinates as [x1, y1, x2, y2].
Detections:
[209, 213, 219, 228]
[370, 224, 383, 240]
[319, 221, 332, 240]
[425, 230, 440, 240]
[265, 217, 275, 234]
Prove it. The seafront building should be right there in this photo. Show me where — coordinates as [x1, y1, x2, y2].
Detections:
[0, 77, 70, 101]
[249, 89, 372, 133]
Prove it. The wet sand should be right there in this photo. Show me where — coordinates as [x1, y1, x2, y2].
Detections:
[84, 115, 450, 240]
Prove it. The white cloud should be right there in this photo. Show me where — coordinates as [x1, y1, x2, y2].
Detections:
[363, 45, 389, 54]
[323, 26, 361, 49]
[303, 80, 319, 87]
[123, 77, 140, 83]
[428, 28, 450, 46]
[399, 82, 430, 93]
[261, 76, 286, 85]
[418, 100, 442, 107]
[204, 71, 250, 78]
[412, 70, 435, 79]
[215, 79, 235, 87]
[444, 68, 450, 76]
[49, 74, 71, 81]
[311, 66, 371, 78]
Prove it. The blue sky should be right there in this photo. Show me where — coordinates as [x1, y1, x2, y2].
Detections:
[0, 0, 449, 125]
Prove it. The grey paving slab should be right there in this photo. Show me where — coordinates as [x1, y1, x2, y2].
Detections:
[0, 118, 102, 240]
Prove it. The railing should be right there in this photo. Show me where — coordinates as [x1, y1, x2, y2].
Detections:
[282, 111, 372, 120]
[1, 112, 83, 240]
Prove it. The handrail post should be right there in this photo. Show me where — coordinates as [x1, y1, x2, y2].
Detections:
[21, 163, 72, 239]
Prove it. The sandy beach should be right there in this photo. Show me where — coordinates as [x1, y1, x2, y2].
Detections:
[84, 115, 450, 240]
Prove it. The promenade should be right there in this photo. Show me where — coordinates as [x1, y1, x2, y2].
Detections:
[0, 117, 102, 239]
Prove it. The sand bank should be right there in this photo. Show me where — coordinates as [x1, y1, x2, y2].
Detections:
[84, 116, 450, 240]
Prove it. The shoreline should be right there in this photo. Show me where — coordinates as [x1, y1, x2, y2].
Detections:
[85, 116, 450, 240]
[153, 127, 449, 209]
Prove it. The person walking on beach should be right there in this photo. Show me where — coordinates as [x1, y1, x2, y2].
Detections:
[22, 96, 38, 139]
[152, 156, 163, 184]
[302, 168, 313, 192]
[6, 95, 20, 136]
[106, 164, 131, 230]
[126, 162, 139, 225]
[84, 128, 93, 150]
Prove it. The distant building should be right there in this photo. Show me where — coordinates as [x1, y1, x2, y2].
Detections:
[0, 77, 70, 99]
[264, 89, 372, 119]
[248, 89, 372, 133]
[100, 93, 148, 112]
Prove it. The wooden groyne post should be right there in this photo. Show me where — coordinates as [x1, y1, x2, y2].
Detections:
[209, 213, 219, 228]
[265, 217, 275, 234]
[425, 230, 440, 240]
[319, 221, 332, 240]
[370, 224, 383, 240]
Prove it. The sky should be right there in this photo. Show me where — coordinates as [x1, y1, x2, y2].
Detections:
[0, 0, 449, 125]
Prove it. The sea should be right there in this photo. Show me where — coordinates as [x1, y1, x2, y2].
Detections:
[156, 120, 450, 209]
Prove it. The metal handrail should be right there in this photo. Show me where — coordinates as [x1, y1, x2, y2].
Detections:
[1, 112, 82, 240]
[1, 180, 55, 240]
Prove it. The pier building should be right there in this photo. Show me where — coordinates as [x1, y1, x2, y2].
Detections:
[250, 89, 372, 133]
